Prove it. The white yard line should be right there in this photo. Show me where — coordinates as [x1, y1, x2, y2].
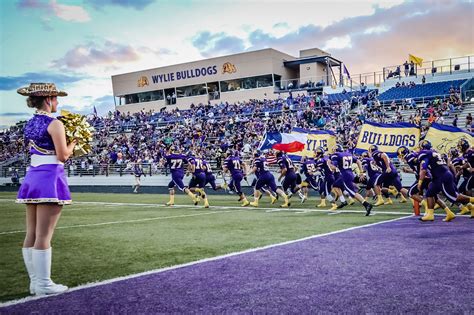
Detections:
[0, 215, 412, 308]
[0, 210, 243, 235]
[0, 199, 413, 235]
[0, 198, 414, 215]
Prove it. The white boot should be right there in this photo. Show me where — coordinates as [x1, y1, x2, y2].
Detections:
[22, 247, 36, 294]
[32, 248, 68, 295]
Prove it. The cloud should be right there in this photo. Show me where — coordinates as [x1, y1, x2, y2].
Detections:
[62, 95, 115, 117]
[0, 112, 30, 117]
[322, 35, 352, 50]
[51, 40, 177, 71]
[85, 0, 155, 10]
[0, 72, 87, 91]
[191, 31, 246, 58]
[51, 0, 90, 22]
[17, 0, 90, 23]
[190, 1, 473, 74]
[52, 41, 141, 69]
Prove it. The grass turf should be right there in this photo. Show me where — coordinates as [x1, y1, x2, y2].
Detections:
[0, 191, 412, 302]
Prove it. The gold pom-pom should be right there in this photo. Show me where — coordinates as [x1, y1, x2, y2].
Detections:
[58, 110, 95, 157]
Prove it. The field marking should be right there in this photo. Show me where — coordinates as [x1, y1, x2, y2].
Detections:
[0, 199, 414, 235]
[0, 210, 243, 235]
[0, 198, 415, 214]
[0, 215, 412, 308]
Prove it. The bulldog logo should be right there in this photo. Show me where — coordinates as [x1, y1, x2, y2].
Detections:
[137, 76, 149, 87]
[222, 62, 237, 74]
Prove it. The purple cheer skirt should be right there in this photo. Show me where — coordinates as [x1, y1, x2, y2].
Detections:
[16, 164, 71, 205]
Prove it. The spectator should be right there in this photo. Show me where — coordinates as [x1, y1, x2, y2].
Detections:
[422, 75, 426, 84]
[466, 113, 472, 127]
[403, 61, 409, 77]
[452, 114, 458, 127]
[394, 66, 401, 78]
[409, 60, 415, 76]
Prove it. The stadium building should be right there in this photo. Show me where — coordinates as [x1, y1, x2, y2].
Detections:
[111, 47, 343, 113]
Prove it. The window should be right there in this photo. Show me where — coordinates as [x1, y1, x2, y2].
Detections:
[207, 82, 220, 100]
[220, 74, 274, 92]
[176, 83, 207, 98]
[120, 90, 164, 105]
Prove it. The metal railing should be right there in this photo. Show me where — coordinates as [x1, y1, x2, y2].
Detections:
[1, 160, 283, 179]
[275, 54, 474, 92]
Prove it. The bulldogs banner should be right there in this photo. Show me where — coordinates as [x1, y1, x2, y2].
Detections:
[259, 127, 336, 161]
[355, 121, 420, 157]
[424, 123, 473, 154]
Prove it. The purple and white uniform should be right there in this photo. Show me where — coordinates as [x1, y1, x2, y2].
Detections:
[203, 160, 218, 190]
[331, 152, 359, 197]
[316, 156, 335, 197]
[361, 157, 381, 190]
[419, 149, 459, 203]
[17, 113, 71, 205]
[405, 152, 430, 197]
[253, 157, 278, 192]
[188, 156, 206, 189]
[301, 158, 319, 191]
[165, 153, 188, 191]
[133, 163, 145, 177]
[371, 150, 402, 191]
[224, 156, 245, 195]
[459, 149, 474, 192]
[277, 154, 298, 193]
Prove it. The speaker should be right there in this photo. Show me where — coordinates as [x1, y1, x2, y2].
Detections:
[454, 64, 460, 71]
[431, 67, 437, 73]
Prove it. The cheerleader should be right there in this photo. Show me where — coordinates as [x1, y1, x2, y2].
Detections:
[16, 83, 77, 295]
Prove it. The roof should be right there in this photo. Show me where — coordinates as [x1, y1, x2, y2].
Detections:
[283, 55, 342, 69]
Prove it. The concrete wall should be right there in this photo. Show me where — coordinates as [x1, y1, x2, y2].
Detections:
[111, 48, 295, 97]
[1, 172, 416, 187]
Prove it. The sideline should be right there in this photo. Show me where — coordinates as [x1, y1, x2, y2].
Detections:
[0, 215, 412, 308]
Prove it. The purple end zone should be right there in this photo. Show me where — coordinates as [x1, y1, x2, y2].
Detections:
[2, 217, 473, 314]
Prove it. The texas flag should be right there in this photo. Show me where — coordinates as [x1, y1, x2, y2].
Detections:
[259, 132, 307, 153]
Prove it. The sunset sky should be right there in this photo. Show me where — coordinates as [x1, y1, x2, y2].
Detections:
[0, 0, 473, 128]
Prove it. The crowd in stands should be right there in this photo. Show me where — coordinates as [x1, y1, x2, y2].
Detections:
[0, 85, 471, 175]
[386, 60, 417, 79]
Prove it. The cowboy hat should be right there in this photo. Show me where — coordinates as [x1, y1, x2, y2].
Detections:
[17, 83, 68, 97]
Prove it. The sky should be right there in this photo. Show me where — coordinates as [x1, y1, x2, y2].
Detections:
[0, 0, 473, 129]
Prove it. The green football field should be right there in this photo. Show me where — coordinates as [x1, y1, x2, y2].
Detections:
[0, 191, 413, 302]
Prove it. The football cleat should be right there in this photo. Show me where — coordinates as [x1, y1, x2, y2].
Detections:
[337, 201, 348, 209]
[420, 209, 435, 221]
[365, 203, 373, 216]
[300, 195, 307, 204]
[443, 210, 455, 222]
[374, 197, 385, 207]
[459, 206, 469, 215]
[249, 201, 259, 207]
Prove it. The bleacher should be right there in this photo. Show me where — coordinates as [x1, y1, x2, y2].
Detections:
[326, 90, 375, 105]
[378, 79, 466, 102]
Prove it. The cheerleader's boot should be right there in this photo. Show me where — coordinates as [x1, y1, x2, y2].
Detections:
[32, 248, 68, 295]
[22, 247, 36, 294]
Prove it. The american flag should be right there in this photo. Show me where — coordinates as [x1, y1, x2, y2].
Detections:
[266, 153, 277, 164]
